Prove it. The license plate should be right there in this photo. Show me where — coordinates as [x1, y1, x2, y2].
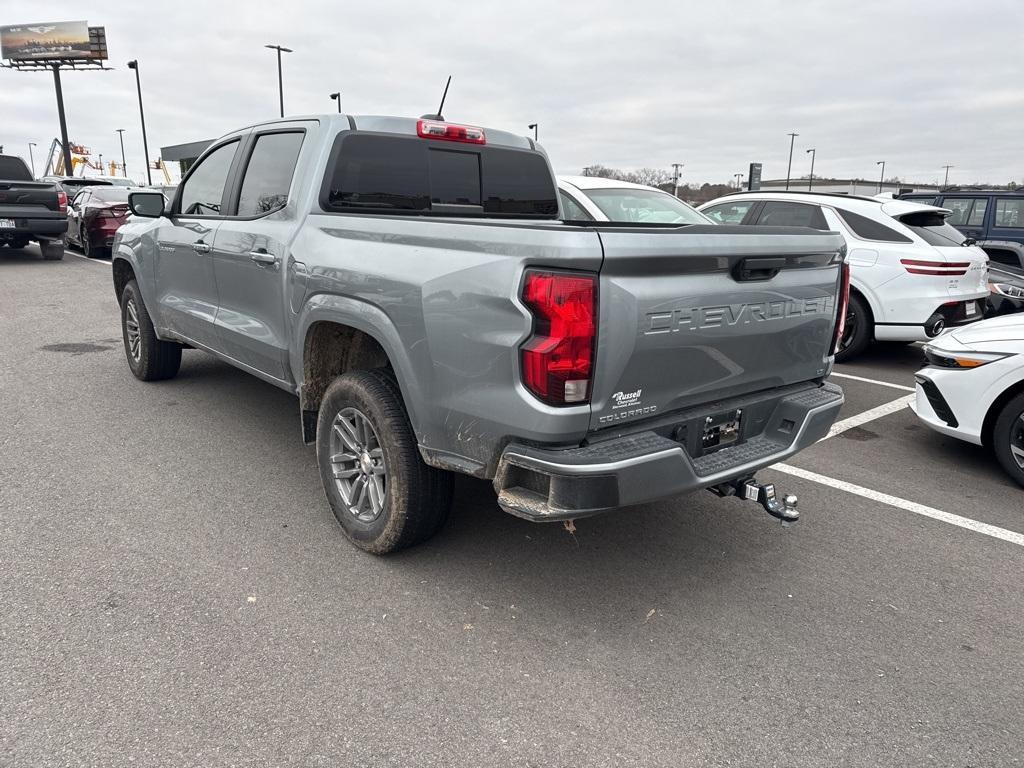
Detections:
[965, 301, 977, 317]
[0, 218, 15, 229]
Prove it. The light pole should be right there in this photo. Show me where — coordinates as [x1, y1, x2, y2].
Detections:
[785, 132, 799, 190]
[99, 153, 103, 175]
[28, 142, 37, 177]
[528, 123, 538, 141]
[734, 173, 743, 190]
[329, 92, 341, 113]
[877, 160, 886, 193]
[806, 148, 816, 191]
[116, 129, 127, 178]
[265, 44, 292, 118]
[127, 61, 152, 185]
[671, 162, 684, 197]
[942, 164, 954, 188]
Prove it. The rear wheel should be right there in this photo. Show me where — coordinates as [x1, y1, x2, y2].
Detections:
[82, 233, 94, 258]
[120, 280, 182, 381]
[316, 369, 453, 554]
[835, 292, 872, 363]
[40, 239, 64, 260]
[992, 393, 1024, 489]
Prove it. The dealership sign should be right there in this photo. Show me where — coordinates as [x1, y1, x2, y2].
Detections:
[1, 21, 94, 61]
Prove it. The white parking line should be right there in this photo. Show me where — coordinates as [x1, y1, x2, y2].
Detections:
[830, 371, 916, 392]
[772, 463, 1024, 548]
[825, 394, 915, 439]
[66, 250, 111, 266]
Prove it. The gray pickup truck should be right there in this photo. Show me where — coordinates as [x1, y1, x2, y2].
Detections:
[113, 114, 847, 553]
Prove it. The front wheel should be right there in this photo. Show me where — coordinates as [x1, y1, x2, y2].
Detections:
[834, 292, 872, 363]
[992, 393, 1024, 489]
[119, 280, 182, 381]
[317, 369, 453, 554]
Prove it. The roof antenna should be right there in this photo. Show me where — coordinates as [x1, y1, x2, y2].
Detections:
[421, 75, 451, 121]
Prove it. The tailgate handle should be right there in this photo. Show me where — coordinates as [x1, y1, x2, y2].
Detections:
[735, 256, 787, 281]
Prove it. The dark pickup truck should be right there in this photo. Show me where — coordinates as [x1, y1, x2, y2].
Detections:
[0, 155, 68, 260]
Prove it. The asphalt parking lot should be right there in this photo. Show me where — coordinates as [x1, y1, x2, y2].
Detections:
[2, 244, 1022, 768]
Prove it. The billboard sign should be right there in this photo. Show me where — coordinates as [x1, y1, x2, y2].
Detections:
[748, 162, 763, 191]
[1, 21, 93, 61]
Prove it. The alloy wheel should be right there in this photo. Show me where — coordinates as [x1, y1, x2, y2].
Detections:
[1011, 413, 1024, 470]
[329, 407, 387, 523]
[839, 307, 857, 352]
[124, 299, 142, 362]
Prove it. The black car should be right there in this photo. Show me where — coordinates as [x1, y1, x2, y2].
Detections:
[987, 262, 1024, 317]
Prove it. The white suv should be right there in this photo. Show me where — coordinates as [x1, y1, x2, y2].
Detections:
[699, 192, 990, 362]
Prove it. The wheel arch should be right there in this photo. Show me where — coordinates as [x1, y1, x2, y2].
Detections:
[112, 257, 136, 303]
[981, 379, 1024, 448]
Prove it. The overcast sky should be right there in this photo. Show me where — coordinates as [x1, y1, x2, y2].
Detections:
[2, 0, 1021, 186]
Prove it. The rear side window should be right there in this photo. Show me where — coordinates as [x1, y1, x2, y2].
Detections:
[237, 131, 304, 217]
[898, 212, 967, 246]
[755, 201, 828, 230]
[942, 198, 975, 226]
[835, 208, 912, 243]
[0, 155, 32, 181]
[323, 134, 557, 218]
[994, 199, 1024, 228]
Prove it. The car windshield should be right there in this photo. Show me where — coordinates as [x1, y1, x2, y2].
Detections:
[582, 188, 708, 224]
[92, 188, 132, 202]
[897, 211, 967, 246]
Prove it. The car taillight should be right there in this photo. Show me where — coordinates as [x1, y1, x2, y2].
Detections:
[830, 260, 851, 356]
[416, 119, 485, 144]
[57, 190, 67, 214]
[520, 270, 597, 406]
[900, 258, 970, 276]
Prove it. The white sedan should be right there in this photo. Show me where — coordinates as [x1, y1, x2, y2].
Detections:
[558, 176, 712, 225]
[911, 314, 1024, 488]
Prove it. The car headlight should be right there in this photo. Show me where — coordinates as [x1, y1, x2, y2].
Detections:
[990, 282, 1024, 299]
[923, 345, 1011, 369]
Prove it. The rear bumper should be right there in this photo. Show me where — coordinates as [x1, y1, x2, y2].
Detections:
[874, 299, 986, 342]
[494, 382, 844, 522]
[0, 216, 68, 240]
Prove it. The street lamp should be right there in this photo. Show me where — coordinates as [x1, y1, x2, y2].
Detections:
[126, 60, 152, 185]
[528, 123, 538, 141]
[116, 129, 127, 178]
[28, 142, 37, 177]
[329, 92, 341, 113]
[99, 153, 103, 175]
[877, 160, 886, 193]
[806, 148, 816, 191]
[785, 132, 799, 190]
[265, 44, 293, 118]
[734, 173, 743, 189]
[671, 162, 684, 197]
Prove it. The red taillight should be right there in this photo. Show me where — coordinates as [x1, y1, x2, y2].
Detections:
[831, 260, 851, 356]
[416, 119, 486, 144]
[57, 190, 68, 214]
[520, 270, 597, 406]
[900, 258, 970, 276]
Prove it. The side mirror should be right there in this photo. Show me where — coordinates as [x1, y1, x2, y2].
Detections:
[128, 191, 165, 218]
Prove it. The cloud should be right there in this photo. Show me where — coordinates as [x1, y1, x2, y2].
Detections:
[2, 0, 1021, 186]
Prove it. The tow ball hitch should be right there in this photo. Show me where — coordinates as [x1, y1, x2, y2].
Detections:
[709, 477, 799, 526]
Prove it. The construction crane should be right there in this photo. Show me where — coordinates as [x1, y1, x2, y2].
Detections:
[42, 138, 93, 176]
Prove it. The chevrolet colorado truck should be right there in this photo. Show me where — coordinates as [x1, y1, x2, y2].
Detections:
[113, 114, 847, 554]
[0, 154, 68, 259]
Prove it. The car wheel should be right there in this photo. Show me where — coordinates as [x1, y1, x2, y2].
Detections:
[834, 293, 872, 363]
[317, 369, 453, 554]
[992, 392, 1024, 489]
[120, 279, 182, 381]
[40, 239, 64, 260]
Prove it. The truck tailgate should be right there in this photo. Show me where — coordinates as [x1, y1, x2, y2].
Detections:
[0, 181, 62, 215]
[590, 224, 845, 431]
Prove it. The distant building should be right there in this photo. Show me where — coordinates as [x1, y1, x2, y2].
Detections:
[758, 178, 941, 196]
[160, 139, 213, 175]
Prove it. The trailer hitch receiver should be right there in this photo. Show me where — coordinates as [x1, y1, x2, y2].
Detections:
[709, 476, 799, 526]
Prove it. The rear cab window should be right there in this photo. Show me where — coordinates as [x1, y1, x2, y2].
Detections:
[322, 133, 558, 218]
[0, 156, 32, 181]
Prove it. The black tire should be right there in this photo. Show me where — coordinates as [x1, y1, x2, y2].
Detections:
[119, 280, 182, 381]
[82, 233, 94, 258]
[835, 292, 872, 363]
[317, 369, 453, 554]
[992, 392, 1024, 489]
[40, 239, 64, 260]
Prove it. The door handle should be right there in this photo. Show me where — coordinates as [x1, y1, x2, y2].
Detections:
[192, 241, 212, 254]
[248, 250, 279, 267]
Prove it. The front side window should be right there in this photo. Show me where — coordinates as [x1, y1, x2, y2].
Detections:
[835, 208, 913, 243]
[995, 199, 1024, 228]
[237, 132, 304, 217]
[755, 201, 828, 230]
[178, 140, 239, 217]
[581, 188, 706, 224]
[702, 200, 754, 224]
